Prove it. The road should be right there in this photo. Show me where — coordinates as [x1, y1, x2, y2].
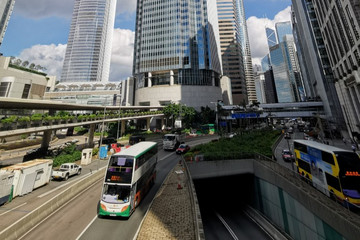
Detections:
[13, 135, 218, 240]
[195, 175, 272, 240]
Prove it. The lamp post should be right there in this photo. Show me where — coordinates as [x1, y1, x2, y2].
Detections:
[116, 103, 121, 140]
[98, 105, 106, 170]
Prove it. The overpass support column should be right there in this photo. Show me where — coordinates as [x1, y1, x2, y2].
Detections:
[121, 120, 126, 137]
[41, 130, 52, 150]
[146, 117, 151, 131]
[161, 117, 165, 130]
[88, 123, 96, 147]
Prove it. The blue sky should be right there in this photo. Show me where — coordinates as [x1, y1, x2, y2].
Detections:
[0, 0, 291, 81]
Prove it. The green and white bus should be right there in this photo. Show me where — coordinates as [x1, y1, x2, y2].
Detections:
[98, 141, 158, 218]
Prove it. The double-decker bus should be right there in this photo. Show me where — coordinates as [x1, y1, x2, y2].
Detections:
[98, 141, 158, 218]
[293, 140, 360, 207]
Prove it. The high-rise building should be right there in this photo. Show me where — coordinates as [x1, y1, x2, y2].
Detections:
[261, 54, 271, 72]
[275, 21, 293, 43]
[217, 0, 246, 105]
[266, 27, 277, 48]
[291, 0, 346, 134]
[310, 0, 360, 139]
[133, 0, 223, 110]
[0, 0, 15, 47]
[238, 0, 256, 104]
[269, 43, 295, 103]
[61, 0, 116, 83]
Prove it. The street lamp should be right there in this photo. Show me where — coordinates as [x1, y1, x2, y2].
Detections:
[116, 103, 121, 140]
[98, 105, 106, 170]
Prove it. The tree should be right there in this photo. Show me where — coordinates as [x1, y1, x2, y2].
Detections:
[29, 63, 35, 69]
[22, 60, 29, 68]
[13, 58, 22, 66]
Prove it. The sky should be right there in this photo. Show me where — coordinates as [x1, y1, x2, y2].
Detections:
[0, 0, 292, 82]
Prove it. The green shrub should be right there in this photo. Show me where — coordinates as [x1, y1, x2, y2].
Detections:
[31, 113, 43, 121]
[18, 116, 30, 122]
[1, 116, 17, 124]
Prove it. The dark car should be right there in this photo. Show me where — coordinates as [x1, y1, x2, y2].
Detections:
[99, 137, 117, 145]
[129, 135, 146, 145]
[284, 133, 291, 139]
[282, 149, 294, 162]
[176, 144, 190, 154]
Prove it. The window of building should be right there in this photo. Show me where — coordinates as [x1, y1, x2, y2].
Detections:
[22, 84, 31, 99]
[0, 82, 11, 97]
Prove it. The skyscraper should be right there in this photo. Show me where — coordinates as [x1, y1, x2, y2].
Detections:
[238, 0, 256, 104]
[266, 27, 277, 48]
[133, 0, 223, 110]
[0, 0, 15, 47]
[61, 0, 116, 83]
[217, 0, 246, 105]
[291, 0, 346, 134]
[310, 0, 360, 139]
[275, 21, 293, 43]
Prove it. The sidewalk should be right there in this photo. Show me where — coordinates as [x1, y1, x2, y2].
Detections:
[136, 162, 196, 240]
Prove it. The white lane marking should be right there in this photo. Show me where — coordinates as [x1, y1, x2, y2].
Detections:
[216, 212, 239, 240]
[38, 168, 106, 198]
[159, 151, 176, 161]
[76, 215, 98, 240]
[0, 202, 27, 216]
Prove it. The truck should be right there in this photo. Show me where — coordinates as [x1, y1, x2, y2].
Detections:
[0, 159, 53, 198]
[52, 163, 82, 181]
[163, 133, 180, 150]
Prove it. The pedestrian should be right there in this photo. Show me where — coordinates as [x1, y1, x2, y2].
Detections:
[343, 137, 347, 145]
[352, 144, 356, 152]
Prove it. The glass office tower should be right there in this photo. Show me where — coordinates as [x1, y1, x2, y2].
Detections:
[217, 0, 246, 105]
[133, 0, 222, 88]
[61, 0, 116, 83]
[275, 21, 293, 43]
[237, 0, 256, 104]
[266, 27, 277, 48]
[269, 43, 294, 103]
[0, 0, 15, 47]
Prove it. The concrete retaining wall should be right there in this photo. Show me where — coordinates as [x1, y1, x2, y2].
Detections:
[188, 159, 360, 240]
[0, 169, 105, 240]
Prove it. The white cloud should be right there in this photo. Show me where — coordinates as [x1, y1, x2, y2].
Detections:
[247, 6, 292, 65]
[18, 44, 67, 79]
[14, 0, 136, 19]
[109, 28, 135, 81]
[17, 28, 135, 82]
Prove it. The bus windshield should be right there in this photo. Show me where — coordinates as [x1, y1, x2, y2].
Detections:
[101, 184, 130, 204]
[335, 151, 360, 197]
[105, 156, 134, 184]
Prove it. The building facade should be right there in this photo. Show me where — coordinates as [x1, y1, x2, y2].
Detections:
[291, 0, 347, 134]
[275, 21, 293, 43]
[238, 0, 256, 104]
[311, 0, 360, 139]
[0, 56, 55, 99]
[61, 0, 116, 83]
[217, 0, 246, 105]
[133, 0, 223, 110]
[266, 27, 277, 48]
[0, 0, 15, 47]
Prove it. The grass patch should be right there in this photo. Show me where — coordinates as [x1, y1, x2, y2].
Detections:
[185, 129, 281, 161]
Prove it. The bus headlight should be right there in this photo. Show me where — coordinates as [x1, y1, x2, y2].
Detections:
[121, 205, 129, 212]
[100, 203, 107, 211]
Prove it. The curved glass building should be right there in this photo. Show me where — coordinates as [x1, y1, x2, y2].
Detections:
[61, 0, 116, 83]
[133, 0, 223, 109]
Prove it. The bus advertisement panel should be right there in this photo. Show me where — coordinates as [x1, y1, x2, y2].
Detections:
[294, 140, 360, 207]
[98, 141, 158, 218]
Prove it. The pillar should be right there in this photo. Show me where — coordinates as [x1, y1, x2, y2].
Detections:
[148, 72, 152, 87]
[170, 70, 174, 86]
[121, 120, 126, 137]
[88, 123, 96, 147]
[161, 117, 165, 130]
[41, 130, 52, 150]
[147, 117, 151, 131]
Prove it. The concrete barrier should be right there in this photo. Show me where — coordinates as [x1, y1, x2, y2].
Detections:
[0, 168, 105, 240]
